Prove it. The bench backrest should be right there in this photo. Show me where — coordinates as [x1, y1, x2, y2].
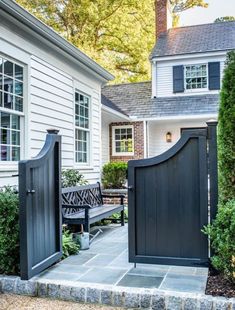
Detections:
[61, 182, 103, 216]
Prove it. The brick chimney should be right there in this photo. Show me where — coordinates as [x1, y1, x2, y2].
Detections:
[155, 0, 172, 40]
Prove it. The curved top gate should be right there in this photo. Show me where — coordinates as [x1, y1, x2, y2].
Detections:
[19, 129, 62, 280]
[128, 121, 218, 267]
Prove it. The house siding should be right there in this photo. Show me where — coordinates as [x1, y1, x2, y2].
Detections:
[155, 54, 226, 97]
[148, 119, 212, 157]
[0, 21, 103, 186]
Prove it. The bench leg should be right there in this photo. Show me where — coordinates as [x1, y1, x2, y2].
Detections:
[84, 209, 90, 233]
[121, 209, 125, 226]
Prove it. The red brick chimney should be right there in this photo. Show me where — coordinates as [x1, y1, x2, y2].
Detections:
[155, 0, 171, 40]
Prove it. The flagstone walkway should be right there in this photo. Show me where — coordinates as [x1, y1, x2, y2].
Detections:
[36, 224, 208, 294]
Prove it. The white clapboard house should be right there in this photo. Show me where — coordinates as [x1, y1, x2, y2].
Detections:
[0, 0, 113, 186]
[101, 0, 235, 164]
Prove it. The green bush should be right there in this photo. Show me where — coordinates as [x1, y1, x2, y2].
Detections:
[218, 51, 235, 204]
[62, 169, 88, 187]
[203, 199, 235, 281]
[102, 162, 127, 189]
[62, 229, 80, 259]
[0, 187, 20, 275]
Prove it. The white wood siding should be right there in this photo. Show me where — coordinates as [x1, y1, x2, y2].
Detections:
[148, 119, 213, 157]
[155, 54, 226, 97]
[0, 22, 103, 186]
[101, 113, 111, 165]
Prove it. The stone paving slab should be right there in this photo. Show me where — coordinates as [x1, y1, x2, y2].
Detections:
[2, 224, 233, 309]
[34, 224, 209, 295]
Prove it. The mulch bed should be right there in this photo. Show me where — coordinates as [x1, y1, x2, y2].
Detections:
[206, 268, 235, 298]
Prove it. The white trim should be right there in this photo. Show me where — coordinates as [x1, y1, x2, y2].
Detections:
[151, 50, 228, 62]
[152, 61, 157, 98]
[101, 104, 129, 120]
[143, 120, 147, 158]
[129, 113, 218, 122]
[112, 125, 134, 156]
[73, 89, 92, 168]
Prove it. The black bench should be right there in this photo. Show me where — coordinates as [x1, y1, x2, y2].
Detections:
[61, 182, 125, 232]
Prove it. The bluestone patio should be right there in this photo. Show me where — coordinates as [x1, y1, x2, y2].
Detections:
[35, 224, 208, 294]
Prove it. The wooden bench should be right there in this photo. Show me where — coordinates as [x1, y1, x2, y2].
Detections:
[61, 182, 125, 232]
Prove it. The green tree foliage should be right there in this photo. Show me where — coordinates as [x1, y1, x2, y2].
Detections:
[215, 16, 235, 23]
[218, 51, 235, 204]
[16, 0, 208, 82]
[170, 0, 208, 26]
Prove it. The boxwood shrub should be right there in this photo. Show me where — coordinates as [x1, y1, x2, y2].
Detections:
[102, 162, 127, 189]
[0, 187, 20, 275]
[204, 199, 235, 281]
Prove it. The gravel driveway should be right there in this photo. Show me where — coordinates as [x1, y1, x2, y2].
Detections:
[0, 294, 123, 310]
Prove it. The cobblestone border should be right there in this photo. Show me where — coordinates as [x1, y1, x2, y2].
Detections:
[0, 275, 234, 309]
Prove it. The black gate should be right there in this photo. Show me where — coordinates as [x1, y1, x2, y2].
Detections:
[128, 121, 218, 267]
[19, 129, 62, 280]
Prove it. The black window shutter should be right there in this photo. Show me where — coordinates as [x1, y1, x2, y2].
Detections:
[208, 62, 220, 90]
[173, 65, 184, 93]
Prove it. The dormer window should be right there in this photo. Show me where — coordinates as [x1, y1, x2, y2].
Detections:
[185, 64, 207, 90]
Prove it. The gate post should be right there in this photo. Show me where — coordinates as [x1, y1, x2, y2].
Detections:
[207, 120, 218, 223]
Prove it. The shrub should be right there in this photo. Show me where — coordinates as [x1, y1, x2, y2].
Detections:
[62, 169, 88, 187]
[0, 187, 20, 275]
[218, 51, 235, 204]
[102, 162, 127, 189]
[62, 228, 80, 259]
[203, 199, 235, 281]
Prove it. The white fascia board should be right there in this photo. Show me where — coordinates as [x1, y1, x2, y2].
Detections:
[0, 0, 114, 82]
[151, 50, 228, 63]
[101, 105, 130, 120]
[129, 113, 218, 122]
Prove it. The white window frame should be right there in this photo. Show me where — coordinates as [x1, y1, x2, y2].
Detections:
[184, 63, 208, 93]
[0, 55, 25, 165]
[74, 90, 91, 166]
[112, 125, 134, 156]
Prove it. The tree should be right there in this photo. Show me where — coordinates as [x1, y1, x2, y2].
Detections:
[16, 0, 208, 83]
[215, 16, 235, 23]
[218, 51, 235, 204]
[170, 0, 208, 26]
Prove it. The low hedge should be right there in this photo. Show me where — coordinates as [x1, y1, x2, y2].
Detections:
[0, 187, 20, 275]
[102, 162, 127, 189]
[204, 199, 235, 281]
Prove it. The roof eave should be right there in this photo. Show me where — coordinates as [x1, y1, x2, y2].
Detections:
[0, 0, 114, 81]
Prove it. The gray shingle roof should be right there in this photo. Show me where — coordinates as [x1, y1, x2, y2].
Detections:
[102, 82, 219, 118]
[151, 21, 235, 58]
[101, 94, 127, 116]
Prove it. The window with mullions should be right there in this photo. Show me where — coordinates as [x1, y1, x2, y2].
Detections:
[113, 126, 134, 155]
[75, 92, 90, 163]
[185, 64, 207, 90]
[0, 112, 20, 161]
[0, 58, 23, 111]
[0, 57, 24, 162]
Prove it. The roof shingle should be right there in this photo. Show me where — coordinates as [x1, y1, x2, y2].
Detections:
[102, 82, 219, 118]
[151, 21, 235, 58]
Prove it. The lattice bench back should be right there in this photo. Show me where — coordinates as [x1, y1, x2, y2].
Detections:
[62, 183, 103, 216]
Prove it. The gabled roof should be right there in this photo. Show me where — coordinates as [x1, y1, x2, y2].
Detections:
[102, 82, 219, 119]
[0, 0, 114, 81]
[151, 21, 235, 59]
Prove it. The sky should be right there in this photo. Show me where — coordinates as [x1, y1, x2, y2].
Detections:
[180, 0, 235, 26]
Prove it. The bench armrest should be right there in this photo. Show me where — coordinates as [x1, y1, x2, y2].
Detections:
[62, 204, 91, 210]
[102, 194, 125, 205]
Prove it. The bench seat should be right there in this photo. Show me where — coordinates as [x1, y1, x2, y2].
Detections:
[62, 182, 125, 232]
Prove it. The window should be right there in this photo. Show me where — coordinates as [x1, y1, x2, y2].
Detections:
[185, 64, 207, 90]
[0, 57, 24, 162]
[112, 126, 134, 155]
[75, 91, 90, 164]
